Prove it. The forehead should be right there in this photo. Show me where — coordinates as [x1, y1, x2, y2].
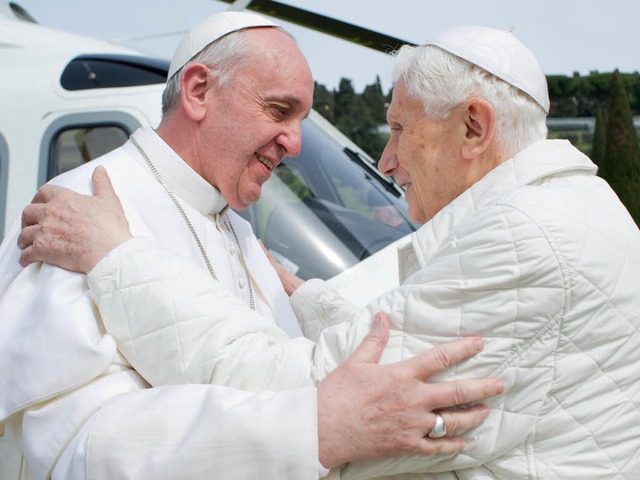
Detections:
[245, 28, 305, 68]
[242, 29, 313, 98]
[388, 81, 423, 120]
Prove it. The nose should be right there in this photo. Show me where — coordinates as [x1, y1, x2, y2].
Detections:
[378, 141, 399, 177]
[276, 121, 303, 158]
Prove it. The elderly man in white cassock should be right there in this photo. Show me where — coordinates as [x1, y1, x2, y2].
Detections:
[0, 12, 503, 480]
[15, 23, 640, 479]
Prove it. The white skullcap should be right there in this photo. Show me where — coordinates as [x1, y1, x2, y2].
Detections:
[426, 26, 550, 113]
[168, 11, 279, 80]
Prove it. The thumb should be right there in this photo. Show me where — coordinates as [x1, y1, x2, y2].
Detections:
[346, 312, 390, 365]
[92, 166, 117, 199]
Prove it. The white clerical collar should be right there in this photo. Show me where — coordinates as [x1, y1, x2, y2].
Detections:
[127, 127, 229, 216]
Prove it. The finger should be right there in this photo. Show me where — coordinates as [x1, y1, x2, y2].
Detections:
[403, 336, 484, 380]
[422, 377, 504, 411]
[415, 436, 466, 456]
[21, 203, 46, 229]
[30, 184, 65, 204]
[345, 312, 390, 365]
[92, 166, 117, 200]
[411, 437, 466, 455]
[438, 404, 490, 436]
[17, 224, 37, 250]
[19, 244, 37, 267]
[413, 406, 491, 456]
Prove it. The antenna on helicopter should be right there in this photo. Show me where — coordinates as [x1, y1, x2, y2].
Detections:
[218, 0, 416, 53]
[1, 1, 38, 22]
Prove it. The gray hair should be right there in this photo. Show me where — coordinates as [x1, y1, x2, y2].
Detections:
[161, 26, 288, 116]
[393, 44, 548, 156]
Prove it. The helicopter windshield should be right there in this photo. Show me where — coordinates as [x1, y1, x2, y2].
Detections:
[236, 115, 416, 280]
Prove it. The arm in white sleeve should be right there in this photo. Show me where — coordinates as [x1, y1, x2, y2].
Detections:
[290, 279, 362, 342]
[47, 383, 320, 480]
[313, 205, 564, 478]
[87, 237, 328, 390]
[0, 253, 321, 479]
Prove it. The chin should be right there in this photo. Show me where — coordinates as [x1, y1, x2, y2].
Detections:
[236, 192, 262, 210]
[407, 205, 424, 225]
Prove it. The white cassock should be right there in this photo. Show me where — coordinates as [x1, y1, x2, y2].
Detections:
[0, 128, 323, 480]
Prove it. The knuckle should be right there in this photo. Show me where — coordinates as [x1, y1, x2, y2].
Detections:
[434, 346, 453, 370]
[452, 383, 467, 406]
[34, 185, 50, 202]
[18, 251, 29, 267]
[387, 368, 405, 384]
[442, 412, 458, 433]
[391, 430, 418, 454]
[17, 231, 27, 250]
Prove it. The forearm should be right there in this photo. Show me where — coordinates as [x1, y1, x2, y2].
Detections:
[89, 237, 319, 390]
[290, 279, 362, 342]
[48, 384, 320, 480]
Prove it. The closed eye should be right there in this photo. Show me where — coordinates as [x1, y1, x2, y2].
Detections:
[270, 103, 289, 120]
[388, 123, 402, 133]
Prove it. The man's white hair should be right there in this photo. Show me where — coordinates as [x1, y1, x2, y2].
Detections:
[161, 26, 288, 116]
[393, 44, 548, 156]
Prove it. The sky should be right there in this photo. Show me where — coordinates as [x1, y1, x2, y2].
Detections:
[14, 0, 640, 93]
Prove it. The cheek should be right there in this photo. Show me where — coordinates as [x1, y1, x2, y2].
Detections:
[403, 136, 427, 158]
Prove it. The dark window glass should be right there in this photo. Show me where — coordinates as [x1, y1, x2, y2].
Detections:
[60, 54, 169, 90]
[49, 126, 128, 179]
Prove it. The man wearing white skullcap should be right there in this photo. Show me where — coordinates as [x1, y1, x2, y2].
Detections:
[24, 24, 640, 479]
[289, 25, 639, 477]
[1, 13, 503, 480]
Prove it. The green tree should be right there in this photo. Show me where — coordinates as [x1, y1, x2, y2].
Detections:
[334, 77, 359, 129]
[357, 77, 389, 159]
[333, 78, 388, 160]
[626, 72, 640, 113]
[590, 105, 607, 168]
[360, 76, 387, 124]
[601, 70, 640, 225]
[312, 81, 335, 124]
[546, 71, 640, 118]
[548, 74, 577, 117]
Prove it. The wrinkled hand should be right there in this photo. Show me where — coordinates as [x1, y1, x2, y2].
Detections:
[18, 166, 132, 273]
[317, 312, 503, 469]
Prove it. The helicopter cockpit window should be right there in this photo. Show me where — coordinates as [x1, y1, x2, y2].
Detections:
[48, 125, 128, 179]
[236, 117, 416, 281]
[60, 54, 169, 91]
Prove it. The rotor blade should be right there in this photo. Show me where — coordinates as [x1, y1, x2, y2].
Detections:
[217, 0, 416, 53]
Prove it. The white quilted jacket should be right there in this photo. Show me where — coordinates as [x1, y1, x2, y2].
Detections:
[88, 140, 640, 478]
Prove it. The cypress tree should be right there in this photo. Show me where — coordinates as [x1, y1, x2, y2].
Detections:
[334, 77, 359, 129]
[590, 105, 607, 169]
[602, 70, 640, 225]
[312, 81, 335, 124]
[361, 76, 387, 124]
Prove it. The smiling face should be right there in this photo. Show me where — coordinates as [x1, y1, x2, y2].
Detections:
[193, 28, 314, 210]
[378, 80, 472, 224]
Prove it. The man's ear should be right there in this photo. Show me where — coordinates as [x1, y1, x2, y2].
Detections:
[179, 63, 212, 122]
[461, 98, 495, 160]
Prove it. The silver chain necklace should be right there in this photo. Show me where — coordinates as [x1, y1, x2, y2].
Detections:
[130, 135, 255, 310]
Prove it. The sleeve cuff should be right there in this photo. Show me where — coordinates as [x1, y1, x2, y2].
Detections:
[87, 237, 158, 303]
